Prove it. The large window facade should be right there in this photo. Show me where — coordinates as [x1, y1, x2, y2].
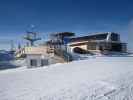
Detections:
[110, 43, 122, 51]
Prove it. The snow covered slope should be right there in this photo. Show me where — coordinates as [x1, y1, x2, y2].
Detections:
[0, 57, 133, 100]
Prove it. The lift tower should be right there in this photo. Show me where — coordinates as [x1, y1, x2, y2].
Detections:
[23, 25, 41, 46]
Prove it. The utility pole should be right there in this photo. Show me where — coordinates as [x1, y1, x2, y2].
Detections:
[10, 40, 15, 51]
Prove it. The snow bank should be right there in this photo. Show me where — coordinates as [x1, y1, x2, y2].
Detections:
[0, 57, 133, 100]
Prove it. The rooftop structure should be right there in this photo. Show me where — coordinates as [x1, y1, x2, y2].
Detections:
[50, 32, 75, 44]
[69, 32, 120, 43]
[67, 32, 127, 54]
[51, 32, 75, 38]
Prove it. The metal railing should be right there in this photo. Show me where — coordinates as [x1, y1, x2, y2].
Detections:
[54, 48, 73, 62]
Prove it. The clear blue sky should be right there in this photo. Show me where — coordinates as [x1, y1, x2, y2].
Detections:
[0, 0, 133, 50]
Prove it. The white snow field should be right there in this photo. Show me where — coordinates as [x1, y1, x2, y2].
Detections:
[0, 56, 133, 100]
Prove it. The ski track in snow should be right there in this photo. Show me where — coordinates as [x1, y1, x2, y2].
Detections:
[0, 57, 133, 100]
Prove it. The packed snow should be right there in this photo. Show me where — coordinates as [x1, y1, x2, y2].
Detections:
[0, 56, 133, 100]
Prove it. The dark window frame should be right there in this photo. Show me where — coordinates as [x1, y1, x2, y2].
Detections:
[41, 59, 48, 66]
[30, 59, 37, 66]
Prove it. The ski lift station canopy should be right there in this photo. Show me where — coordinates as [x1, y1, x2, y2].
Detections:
[51, 32, 75, 38]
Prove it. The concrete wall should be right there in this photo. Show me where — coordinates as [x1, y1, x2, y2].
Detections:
[24, 46, 47, 54]
[26, 54, 49, 68]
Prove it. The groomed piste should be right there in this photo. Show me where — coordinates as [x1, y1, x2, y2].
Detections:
[0, 56, 133, 100]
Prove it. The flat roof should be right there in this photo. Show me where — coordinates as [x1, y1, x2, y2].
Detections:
[51, 32, 75, 37]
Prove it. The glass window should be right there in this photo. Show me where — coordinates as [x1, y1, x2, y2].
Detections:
[111, 33, 119, 41]
[30, 59, 37, 66]
[41, 59, 48, 66]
